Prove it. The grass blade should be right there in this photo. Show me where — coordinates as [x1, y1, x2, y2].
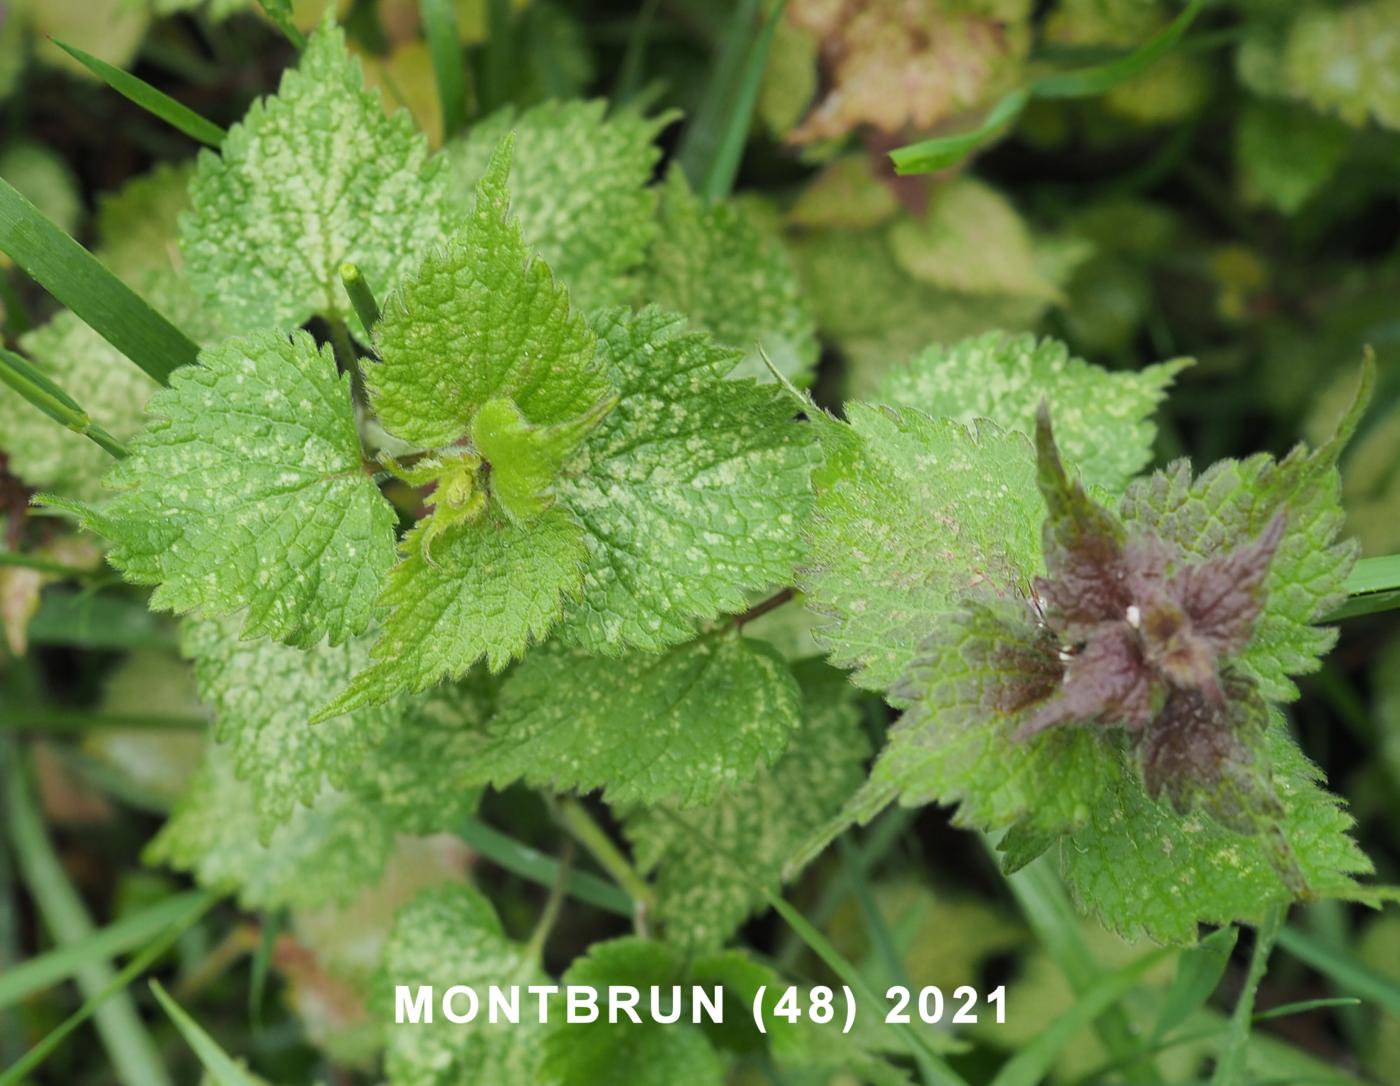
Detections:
[0, 891, 207, 1010]
[456, 815, 632, 917]
[150, 980, 260, 1086]
[0, 345, 129, 458]
[422, 0, 470, 139]
[0, 179, 198, 385]
[989, 947, 1174, 1086]
[1328, 554, 1400, 620]
[255, 0, 307, 50]
[339, 262, 381, 333]
[675, 0, 762, 192]
[1277, 926, 1400, 1015]
[1154, 926, 1239, 1039]
[700, 0, 788, 200]
[1213, 906, 1283, 1086]
[1034, 0, 1209, 98]
[2, 748, 174, 1086]
[1, 709, 206, 732]
[998, 847, 1164, 1082]
[49, 40, 226, 148]
[1253, 997, 1361, 1022]
[890, 0, 1208, 174]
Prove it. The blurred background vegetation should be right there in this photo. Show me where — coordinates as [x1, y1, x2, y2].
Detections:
[2, 0, 1399, 1083]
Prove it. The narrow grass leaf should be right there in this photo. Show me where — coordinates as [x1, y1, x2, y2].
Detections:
[0, 346, 129, 458]
[457, 816, 633, 917]
[50, 40, 226, 148]
[1277, 926, 1400, 1014]
[0, 179, 198, 384]
[675, 0, 761, 191]
[150, 980, 261, 1086]
[1253, 997, 1361, 1022]
[990, 948, 1174, 1086]
[3, 752, 176, 1086]
[0, 891, 206, 1010]
[701, 0, 788, 199]
[890, 0, 1208, 175]
[1213, 906, 1284, 1086]
[1154, 926, 1240, 1039]
[422, 0, 469, 138]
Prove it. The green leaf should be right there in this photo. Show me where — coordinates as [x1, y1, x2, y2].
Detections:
[50, 39, 226, 148]
[470, 394, 616, 522]
[887, 178, 1061, 302]
[45, 331, 397, 649]
[369, 136, 611, 449]
[1155, 926, 1239, 1039]
[1119, 385, 1364, 703]
[1236, 99, 1351, 216]
[624, 659, 870, 951]
[0, 177, 199, 384]
[179, 615, 398, 838]
[1060, 725, 1389, 944]
[446, 100, 670, 310]
[643, 170, 818, 385]
[877, 331, 1187, 492]
[1283, 0, 1400, 131]
[473, 631, 802, 807]
[555, 307, 819, 653]
[802, 403, 1043, 691]
[146, 744, 394, 912]
[378, 884, 547, 1086]
[181, 17, 446, 332]
[348, 672, 500, 835]
[542, 938, 724, 1086]
[854, 597, 1119, 835]
[324, 507, 586, 713]
[94, 162, 196, 285]
[149, 981, 261, 1086]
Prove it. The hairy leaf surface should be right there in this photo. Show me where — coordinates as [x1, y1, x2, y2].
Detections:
[476, 633, 801, 807]
[802, 404, 1043, 691]
[643, 171, 817, 384]
[378, 884, 546, 1086]
[369, 138, 611, 449]
[181, 18, 446, 332]
[624, 659, 870, 950]
[447, 100, 669, 310]
[878, 331, 1186, 491]
[48, 331, 397, 648]
[555, 308, 819, 653]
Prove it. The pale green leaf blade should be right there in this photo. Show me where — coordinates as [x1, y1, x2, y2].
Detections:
[1060, 726, 1389, 944]
[801, 404, 1043, 691]
[95, 162, 197, 285]
[348, 672, 500, 835]
[887, 178, 1060, 302]
[555, 307, 820, 653]
[446, 100, 670, 310]
[369, 137, 611, 448]
[181, 18, 446, 332]
[149, 981, 259, 1086]
[877, 331, 1187, 492]
[325, 507, 586, 713]
[179, 615, 398, 838]
[377, 884, 547, 1086]
[624, 658, 870, 951]
[476, 632, 801, 807]
[643, 170, 818, 385]
[541, 938, 724, 1086]
[146, 745, 393, 912]
[45, 330, 398, 648]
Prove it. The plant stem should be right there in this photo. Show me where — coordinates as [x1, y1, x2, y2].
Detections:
[0, 551, 100, 578]
[526, 842, 574, 963]
[995, 846, 1163, 1083]
[1212, 906, 1284, 1085]
[554, 798, 657, 926]
[339, 262, 382, 334]
[0, 709, 207, 732]
[0, 347, 129, 459]
[734, 587, 795, 627]
[2, 746, 175, 1086]
[422, 0, 469, 139]
[327, 317, 367, 406]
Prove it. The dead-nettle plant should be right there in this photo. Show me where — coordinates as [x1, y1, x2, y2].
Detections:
[3, 13, 1397, 1082]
